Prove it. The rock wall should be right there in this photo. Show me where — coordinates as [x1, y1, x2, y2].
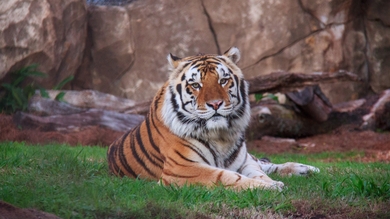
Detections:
[1, 0, 390, 103]
[0, 0, 87, 88]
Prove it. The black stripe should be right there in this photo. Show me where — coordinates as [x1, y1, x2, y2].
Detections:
[224, 137, 245, 167]
[118, 131, 137, 178]
[130, 128, 156, 178]
[142, 119, 164, 166]
[235, 174, 242, 183]
[197, 138, 218, 166]
[144, 116, 161, 154]
[152, 153, 164, 164]
[259, 157, 271, 163]
[203, 61, 220, 65]
[233, 75, 241, 105]
[181, 73, 186, 81]
[240, 80, 247, 106]
[107, 143, 124, 177]
[174, 149, 198, 163]
[162, 170, 199, 179]
[230, 79, 247, 119]
[153, 87, 165, 111]
[176, 84, 192, 114]
[168, 157, 179, 166]
[150, 111, 165, 139]
[229, 79, 234, 89]
[207, 57, 222, 62]
[227, 67, 233, 74]
[176, 84, 182, 95]
[185, 81, 193, 95]
[183, 101, 192, 107]
[183, 62, 191, 69]
[238, 80, 248, 117]
[169, 86, 195, 125]
[170, 87, 194, 123]
[167, 157, 191, 167]
[237, 153, 248, 173]
[170, 88, 179, 111]
[216, 171, 223, 183]
[182, 144, 210, 165]
[177, 111, 193, 124]
[134, 127, 160, 176]
[178, 62, 192, 78]
[193, 63, 202, 69]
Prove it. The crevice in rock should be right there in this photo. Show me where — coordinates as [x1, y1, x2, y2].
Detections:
[117, 10, 136, 82]
[243, 29, 322, 71]
[298, 0, 353, 26]
[367, 18, 390, 28]
[243, 22, 348, 71]
[361, 17, 370, 83]
[200, 0, 221, 54]
[117, 54, 135, 81]
[297, 0, 325, 26]
[243, 0, 353, 71]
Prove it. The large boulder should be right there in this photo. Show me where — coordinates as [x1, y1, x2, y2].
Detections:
[74, 5, 135, 94]
[366, 0, 390, 94]
[74, 0, 217, 100]
[0, 0, 87, 88]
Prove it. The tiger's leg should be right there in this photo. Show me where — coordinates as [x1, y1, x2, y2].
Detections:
[257, 157, 320, 176]
[160, 163, 283, 191]
[220, 144, 285, 190]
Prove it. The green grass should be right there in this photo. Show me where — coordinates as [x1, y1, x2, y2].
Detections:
[1, 142, 389, 218]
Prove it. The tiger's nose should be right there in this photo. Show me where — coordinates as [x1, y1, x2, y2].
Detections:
[206, 100, 223, 110]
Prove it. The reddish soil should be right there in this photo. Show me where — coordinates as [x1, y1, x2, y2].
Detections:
[0, 114, 123, 147]
[1, 113, 389, 162]
[0, 201, 60, 219]
[248, 124, 390, 163]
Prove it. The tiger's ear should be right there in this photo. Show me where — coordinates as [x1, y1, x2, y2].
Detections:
[167, 53, 182, 69]
[223, 47, 240, 64]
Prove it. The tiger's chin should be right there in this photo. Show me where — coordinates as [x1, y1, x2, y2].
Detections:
[205, 116, 229, 130]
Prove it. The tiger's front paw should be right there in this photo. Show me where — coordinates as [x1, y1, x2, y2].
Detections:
[249, 179, 284, 191]
[281, 162, 320, 176]
[270, 180, 284, 191]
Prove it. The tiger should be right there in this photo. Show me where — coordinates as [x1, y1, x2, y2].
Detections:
[107, 47, 319, 190]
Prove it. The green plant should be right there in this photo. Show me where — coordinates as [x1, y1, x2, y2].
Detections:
[336, 173, 390, 199]
[0, 64, 74, 114]
[255, 93, 279, 103]
[0, 64, 46, 113]
[53, 75, 74, 101]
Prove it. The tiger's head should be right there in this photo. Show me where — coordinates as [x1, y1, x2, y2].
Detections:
[161, 47, 250, 140]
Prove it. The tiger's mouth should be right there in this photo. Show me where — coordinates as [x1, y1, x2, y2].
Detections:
[210, 113, 225, 121]
[204, 112, 230, 130]
[197, 109, 230, 121]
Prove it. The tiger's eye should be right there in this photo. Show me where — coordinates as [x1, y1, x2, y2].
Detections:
[220, 78, 228, 85]
[191, 83, 200, 89]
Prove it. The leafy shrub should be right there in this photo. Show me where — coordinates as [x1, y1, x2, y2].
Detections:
[0, 64, 74, 114]
[0, 64, 46, 113]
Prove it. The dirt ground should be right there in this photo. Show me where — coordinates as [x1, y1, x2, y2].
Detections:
[1, 113, 389, 163]
[0, 114, 123, 147]
[248, 124, 390, 163]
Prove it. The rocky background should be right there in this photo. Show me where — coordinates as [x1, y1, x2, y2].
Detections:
[1, 0, 390, 104]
